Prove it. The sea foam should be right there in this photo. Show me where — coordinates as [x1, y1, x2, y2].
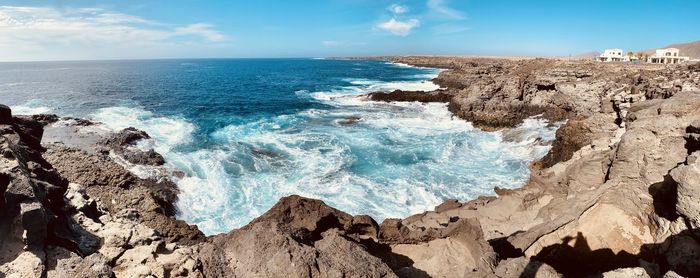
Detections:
[9, 60, 558, 236]
[171, 76, 558, 234]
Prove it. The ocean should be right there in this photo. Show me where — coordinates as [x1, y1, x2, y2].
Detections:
[1, 58, 557, 235]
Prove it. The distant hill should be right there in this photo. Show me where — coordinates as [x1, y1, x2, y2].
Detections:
[643, 40, 700, 58]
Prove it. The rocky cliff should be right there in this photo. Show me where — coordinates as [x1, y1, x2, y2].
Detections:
[2, 57, 700, 278]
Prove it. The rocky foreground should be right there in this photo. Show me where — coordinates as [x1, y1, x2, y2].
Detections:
[1, 58, 700, 277]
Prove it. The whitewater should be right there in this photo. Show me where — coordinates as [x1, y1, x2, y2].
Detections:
[3, 59, 558, 235]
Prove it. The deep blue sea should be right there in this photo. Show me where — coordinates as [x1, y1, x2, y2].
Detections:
[1, 58, 557, 235]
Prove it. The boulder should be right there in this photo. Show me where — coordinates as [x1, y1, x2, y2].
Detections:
[199, 196, 397, 277]
[391, 218, 498, 277]
[0, 104, 11, 124]
[494, 257, 561, 278]
[671, 160, 700, 228]
[20, 202, 48, 246]
[44, 144, 136, 188]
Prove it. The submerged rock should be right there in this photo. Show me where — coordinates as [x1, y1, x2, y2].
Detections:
[368, 89, 453, 103]
[98, 127, 165, 166]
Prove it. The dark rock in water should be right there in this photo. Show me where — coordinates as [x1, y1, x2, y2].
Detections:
[61, 117, 95, 126]
[27, 114, 60, 126]
[251, 147, 278, 158]
[44, 143, 205, 245]
[140, 178, 180, 217]
[121, 148, 165, 166]
[0, 104, 12, 124]
[101, 127, 151, 147]
[338, 116, 362, 126]
[368, 90, 452, 103]
[98, 127, 165, 166]
[45, 144, 137, 188]
[539, 119, 592, 168]
[172, 170, 186, 179]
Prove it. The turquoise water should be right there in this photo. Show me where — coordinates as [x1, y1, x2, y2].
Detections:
[1, 59, 557, 235]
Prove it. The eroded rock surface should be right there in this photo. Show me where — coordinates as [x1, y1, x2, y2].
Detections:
[3, 58, 700, 277]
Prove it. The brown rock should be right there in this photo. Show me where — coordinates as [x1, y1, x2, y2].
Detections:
[368, 90, 452, 103]
[200, 196, 397, 277]
[435, 198, 462, 213]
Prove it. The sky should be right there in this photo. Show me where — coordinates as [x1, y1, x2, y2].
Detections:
[0, 0, 699, 61]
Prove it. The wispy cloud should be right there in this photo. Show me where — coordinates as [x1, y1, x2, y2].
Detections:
[176, 23, 227, 42]
[0, 6, 228, 61]
[388, 4, 409, 15]
[427, 0, 465, 20]
[377, 18, 420, 36]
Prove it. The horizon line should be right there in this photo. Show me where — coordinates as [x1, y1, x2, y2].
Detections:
[0, 54, 585, 64]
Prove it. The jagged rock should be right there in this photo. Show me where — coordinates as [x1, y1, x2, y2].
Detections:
[25, 114, 60, 126]
[600, 267, 651, 278]
[539, 119, 593, 168]
[435, 199, 462, 213]
[494, 257, 561, 278]
[4, 57, 700, 277]
[112, 241, 203, 278]
[664, 271, 684, 278]
[44, 144, 136, 188]
[121, 148, 166, 166]
[671, 157, 700, 229]
[46, 246, 113, 278]
[0, 249, 45, 278]
[391, 218, 498, 277]
[101, 127, 150, 147]
[98, 127, 165, 166]
[0, 111, 104, 277]
[20, 202, 48, 246]
[199, 196, 397, 277]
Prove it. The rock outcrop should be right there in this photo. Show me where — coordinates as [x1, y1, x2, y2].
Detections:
[368, 90, 453, 103]
[3, 57, 700, 277]
[1, 110, 204, 277]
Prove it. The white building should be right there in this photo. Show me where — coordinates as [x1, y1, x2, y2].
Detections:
[647, 48, 690, 64]
[597, 49, 629, 62]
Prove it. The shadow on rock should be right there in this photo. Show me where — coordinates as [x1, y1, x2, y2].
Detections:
[356, 238, 430, 277]
[648, 173, 680, 221]
[532, 232, 639, 277]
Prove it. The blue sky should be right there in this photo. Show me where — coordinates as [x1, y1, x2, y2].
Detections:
[1, 0, 699, 61]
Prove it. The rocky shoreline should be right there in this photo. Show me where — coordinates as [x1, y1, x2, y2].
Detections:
[2, 57, 700, 277]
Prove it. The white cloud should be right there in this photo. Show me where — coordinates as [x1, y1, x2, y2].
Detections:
[388, 4, 409, 14]
[377, 18, 420, 36]
[176, 23, 226, 42]
[0, 6, 228, 61]
[427, 0, 465, 20]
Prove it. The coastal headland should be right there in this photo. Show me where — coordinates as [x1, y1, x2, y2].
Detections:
[2, 57, 700, 277]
